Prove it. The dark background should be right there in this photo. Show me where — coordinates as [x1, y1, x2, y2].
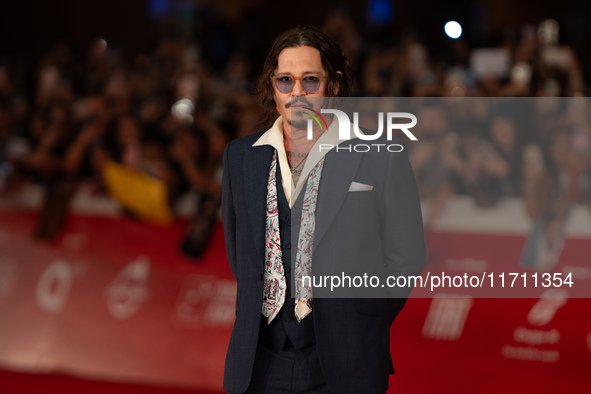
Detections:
[1, 0, 590, 61]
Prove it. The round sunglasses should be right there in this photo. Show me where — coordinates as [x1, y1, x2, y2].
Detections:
[273, 74, 327, 94]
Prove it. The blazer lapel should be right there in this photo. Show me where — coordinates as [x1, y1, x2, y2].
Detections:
[243, 144, 274, 259]
[313, 147, 362, 251]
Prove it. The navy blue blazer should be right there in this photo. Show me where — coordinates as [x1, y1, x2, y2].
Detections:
[221, 128, 426, 393]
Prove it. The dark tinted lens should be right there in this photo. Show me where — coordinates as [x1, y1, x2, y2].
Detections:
[302, 76, 321, 93]
[275, 76, 293, 93]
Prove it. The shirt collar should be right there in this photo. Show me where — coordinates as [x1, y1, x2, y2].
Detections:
[252, 115, 363, 204]
[253, 116, 284, 151]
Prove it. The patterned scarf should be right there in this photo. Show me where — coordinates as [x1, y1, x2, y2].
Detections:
[262, 150, 325, 323]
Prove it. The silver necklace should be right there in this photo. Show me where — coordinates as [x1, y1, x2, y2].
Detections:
[290, 155, 308, 175]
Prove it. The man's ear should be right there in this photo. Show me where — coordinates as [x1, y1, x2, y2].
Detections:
[333, 71, 342, 96]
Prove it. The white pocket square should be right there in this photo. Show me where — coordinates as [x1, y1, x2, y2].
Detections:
[348, 181, 374, 192]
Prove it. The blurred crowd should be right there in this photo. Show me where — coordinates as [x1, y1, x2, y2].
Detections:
[0, 7, 590, 257]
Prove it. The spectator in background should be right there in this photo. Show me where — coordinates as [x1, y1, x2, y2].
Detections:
[27, 102, 78, 239]
[170, 116, 225, 259]
[0, 96, 13, 164]
[114, 115, 143, 172]
[488, 111, 523, 196]
[408, 102, 454, 228]
[521, 133, 570, 270]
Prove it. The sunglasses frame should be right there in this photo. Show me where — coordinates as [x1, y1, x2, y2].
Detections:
[272, 74, 327, 94]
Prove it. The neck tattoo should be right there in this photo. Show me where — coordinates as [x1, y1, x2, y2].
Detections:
[289, 152, 309, 175]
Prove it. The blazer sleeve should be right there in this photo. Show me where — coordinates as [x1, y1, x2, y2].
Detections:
[222, 142, 238, 281]
[381, 144, 426, 312]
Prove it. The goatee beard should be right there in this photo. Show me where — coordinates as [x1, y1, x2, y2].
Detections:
[287, 117, 309, 129]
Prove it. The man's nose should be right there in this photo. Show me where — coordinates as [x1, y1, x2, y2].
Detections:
[291, 79, 306, 97]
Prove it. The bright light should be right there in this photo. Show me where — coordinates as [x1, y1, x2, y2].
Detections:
[445, 21, 462, 39]
[172, 98, 194, 118]
[171, 98, 195, 125]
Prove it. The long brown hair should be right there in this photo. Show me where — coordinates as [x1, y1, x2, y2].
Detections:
[256, 25, 354, 123]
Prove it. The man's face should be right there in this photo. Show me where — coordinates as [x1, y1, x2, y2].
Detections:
[273, 46, 328, 128]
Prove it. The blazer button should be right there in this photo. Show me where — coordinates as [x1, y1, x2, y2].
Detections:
[284, 242, 291, 249]
[284, 315, 291, 322]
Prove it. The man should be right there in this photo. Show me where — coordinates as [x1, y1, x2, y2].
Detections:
[222, 26, 425, 394]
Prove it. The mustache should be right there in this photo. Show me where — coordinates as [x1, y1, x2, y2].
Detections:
[285, 99, 313, 109]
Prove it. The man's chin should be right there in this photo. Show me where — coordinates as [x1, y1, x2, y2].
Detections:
[287, 118, 309, 129]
